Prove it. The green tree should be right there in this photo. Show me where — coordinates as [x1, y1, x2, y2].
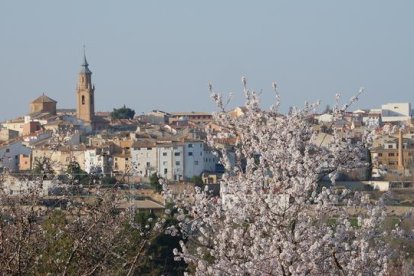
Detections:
[33, 157, 55, 180]
[190, 175, 203, 187]
[149, 173, 162, 193]
[111, 105, 135, 120]
[66, 161, 89, 184]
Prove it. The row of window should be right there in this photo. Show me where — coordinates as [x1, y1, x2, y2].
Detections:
[378, 152, 413, 157]
[160, 151, 203, 157]
[386, 145, 408, 149]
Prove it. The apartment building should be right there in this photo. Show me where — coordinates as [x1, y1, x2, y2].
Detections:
[131, 140, 218, 181]
[371, 131, 414, 177]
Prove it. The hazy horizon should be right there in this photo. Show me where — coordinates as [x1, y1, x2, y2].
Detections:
[1, 1, 413, 121]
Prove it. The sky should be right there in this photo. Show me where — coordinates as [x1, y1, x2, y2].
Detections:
[1, 1, 413, 121]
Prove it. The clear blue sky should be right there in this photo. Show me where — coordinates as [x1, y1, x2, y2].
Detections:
[1, 1, 413, 120]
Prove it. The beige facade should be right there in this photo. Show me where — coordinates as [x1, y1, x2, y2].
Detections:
[1, 120, 25, 135]
[168, 112, 212, 125]
[0, 128, 19, 141]
[371, 133, 414, 176]
[113, 153, 131, 174]
[32, 146, 86, 174]
[76, 55, 95, 124]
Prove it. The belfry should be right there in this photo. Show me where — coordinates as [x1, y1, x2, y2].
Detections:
[76, 49, 95, 124]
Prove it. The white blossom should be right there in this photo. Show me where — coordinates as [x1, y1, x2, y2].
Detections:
[165, 80, 410, 275]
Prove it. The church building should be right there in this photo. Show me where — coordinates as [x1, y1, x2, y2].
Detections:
[30, 94, 57, 115]
[76, 53, 95, 125]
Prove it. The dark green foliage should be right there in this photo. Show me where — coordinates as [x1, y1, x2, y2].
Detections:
[100, 175, 117, 185]
[111, 105, 135, 120]
[139, 211, 187, 275]
[66, 161, 89, 184]
[136, 233, 187, 275]
[150, 173, 162, 193]
[190, 175, 203, 187]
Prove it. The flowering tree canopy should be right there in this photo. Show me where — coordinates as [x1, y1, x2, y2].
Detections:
[167, 79, 407, 275]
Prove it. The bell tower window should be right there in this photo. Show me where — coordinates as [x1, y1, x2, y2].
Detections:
[82, 95, 85, 105]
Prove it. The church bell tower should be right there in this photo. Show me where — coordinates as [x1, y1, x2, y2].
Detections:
[76, 50, 95, 124]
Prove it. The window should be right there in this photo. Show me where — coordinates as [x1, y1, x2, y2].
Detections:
[6, 149, 9, 153]
[388, 153, 395, 157]
[188, 144, 193, 148]
[388, 145, 393, 149]
[163, 161, 167, 166]
[378, 153, 383, 157]
[200, 152, 202, 156]
[147, 147, 152, 150]
[163, 152, 167, 156]
[174, 152, 180, 156]
[82, 95, 85, 105]
[164, 168, 168, 174]
[146, 162, 150, 167]
[188, 152, 193, 156]
[176, 161, 180, 166]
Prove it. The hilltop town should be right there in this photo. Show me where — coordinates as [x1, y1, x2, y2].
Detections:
[1, 55, 414, 196]
[1, 54, 414, 273]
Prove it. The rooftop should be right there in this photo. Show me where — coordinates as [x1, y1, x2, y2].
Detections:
[32, 94, 57, 104]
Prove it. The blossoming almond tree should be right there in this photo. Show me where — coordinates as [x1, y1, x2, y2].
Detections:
[167, 79, 407, 275]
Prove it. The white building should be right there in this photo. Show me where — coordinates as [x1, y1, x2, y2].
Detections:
[381, 103, 411, 123]
[362, 110, 382, 127]
[131, 140, 219, 182]
[157, 143, 184, 181]
[131, 142, 158, 178]
[183, 141, 217, 178]
[0, 140, 32, 172]
[84, 148, 111, 174]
